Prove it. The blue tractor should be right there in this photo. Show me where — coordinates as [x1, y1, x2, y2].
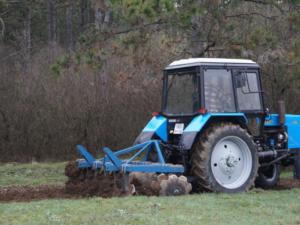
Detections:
[67, 58, 300, 195]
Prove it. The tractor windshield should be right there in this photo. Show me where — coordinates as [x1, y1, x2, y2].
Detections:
[164, 71, 199, 115]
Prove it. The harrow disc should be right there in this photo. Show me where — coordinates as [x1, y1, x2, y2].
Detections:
[130, 172, 192, 196]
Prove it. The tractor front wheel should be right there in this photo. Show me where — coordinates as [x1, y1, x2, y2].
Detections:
[191, 123, 258, 193]
[255, 164, 280, 189]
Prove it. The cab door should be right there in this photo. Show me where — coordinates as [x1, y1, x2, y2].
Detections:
[233, 69, 265, 137]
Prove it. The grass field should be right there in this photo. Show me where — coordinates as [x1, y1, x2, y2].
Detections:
[0, 162, 67, 187]
[0, 163, 300, 225]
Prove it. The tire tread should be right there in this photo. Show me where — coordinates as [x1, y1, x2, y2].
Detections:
[191, 123, 258, 193]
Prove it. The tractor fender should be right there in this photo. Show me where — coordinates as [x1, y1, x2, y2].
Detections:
[179, 113, 248, 150]
[134, 115, 167, 144]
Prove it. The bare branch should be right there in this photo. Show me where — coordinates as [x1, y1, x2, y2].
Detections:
[111, 19, 165, 36]
[226, 12, 278, 19]
[244, 0, 268, 5]
[244, 0, 285, 14]
[0, 17, 4, 38]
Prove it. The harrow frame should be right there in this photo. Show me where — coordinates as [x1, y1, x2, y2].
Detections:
[76, 140, 184, 174]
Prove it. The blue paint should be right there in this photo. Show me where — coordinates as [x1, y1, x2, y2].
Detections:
[264, 114, 300, 149]
[285, 115, 300, 149]
[183, 113, 247, 133]
[184, 114, 211, 132]
[76, 140, 184, 174]
[269, 139, 275, 148]
[120, 164, 183, 173]
[264, 114, 280, 126]
[142, 115, 167, 142]
[256, 117, 261, 125]
[103, 147, 122, 169]
[76, 145, 96, 166]
[77, 159, 91, 168]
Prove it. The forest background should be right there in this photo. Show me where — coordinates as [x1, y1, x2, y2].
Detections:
[0, 0, 300, 162]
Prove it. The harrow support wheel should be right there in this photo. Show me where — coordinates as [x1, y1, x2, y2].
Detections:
[129, 172, 161, 195]
[159, 174, 192, 196]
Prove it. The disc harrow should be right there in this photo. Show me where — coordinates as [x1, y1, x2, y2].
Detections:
[65, 140, 192, 197]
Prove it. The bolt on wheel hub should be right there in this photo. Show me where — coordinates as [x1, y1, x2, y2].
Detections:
[219, 154, 239, 175]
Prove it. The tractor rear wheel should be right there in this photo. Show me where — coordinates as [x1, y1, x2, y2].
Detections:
[191, 123, 258, 193]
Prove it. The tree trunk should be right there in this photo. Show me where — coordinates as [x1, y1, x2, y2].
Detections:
[66, 2, 74, 51]
[0, 109, 10, 143]
[93, 0, 111, 30]
[80, 0, 88, 32]
[23, 8, 31, 69]
[47, 0, 57, 45]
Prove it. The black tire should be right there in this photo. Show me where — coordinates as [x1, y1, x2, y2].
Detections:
[255, 164, 280, 189]
[294, 151, 300, 179]
[191, 123, 258, 193]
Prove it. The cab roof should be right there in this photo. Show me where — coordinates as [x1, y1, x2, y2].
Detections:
[165, 58, 259, 70]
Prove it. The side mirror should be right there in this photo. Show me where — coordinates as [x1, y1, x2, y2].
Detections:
[265, 107, 270, 115]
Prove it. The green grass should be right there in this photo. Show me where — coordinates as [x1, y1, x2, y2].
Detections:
[1, 162, 300, 225]
[0, 162, 67, 187]
[281, 168, 294, 178]
[1, 190, 300, 225]
[1, 162, 292, 188]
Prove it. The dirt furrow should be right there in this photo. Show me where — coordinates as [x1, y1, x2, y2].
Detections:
[1, 178, 300, 202]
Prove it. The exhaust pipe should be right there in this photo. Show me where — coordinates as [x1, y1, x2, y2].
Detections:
[277, 100, 286, 125]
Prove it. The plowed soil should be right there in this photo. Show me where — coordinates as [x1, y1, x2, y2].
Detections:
[0, 175, 119, 202]
[0, 185, 70, 202]
[275, 178, 300, 190]
[65, 174, 118, 198]
[1, 178, 300, 202]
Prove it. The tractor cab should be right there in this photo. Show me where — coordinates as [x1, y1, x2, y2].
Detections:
[162, 58, 265, 143]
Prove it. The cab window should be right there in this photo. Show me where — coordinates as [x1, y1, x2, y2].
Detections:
[234, 71, 262, 111]
[204, 69, 236, 113]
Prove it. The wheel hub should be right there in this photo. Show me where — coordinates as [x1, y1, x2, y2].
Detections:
[219, 154, 239, 174]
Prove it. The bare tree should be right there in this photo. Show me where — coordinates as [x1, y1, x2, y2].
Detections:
[47, 0, 57, 45]
[66, 1, 73, 51]
[0, 16, 5, 39]
[23, 8, 32, 69]
[93, 0, 111, 30]
[80, 0, 87, 32]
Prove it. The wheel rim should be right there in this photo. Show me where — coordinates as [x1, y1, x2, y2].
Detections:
[211, 136, 252, 189]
